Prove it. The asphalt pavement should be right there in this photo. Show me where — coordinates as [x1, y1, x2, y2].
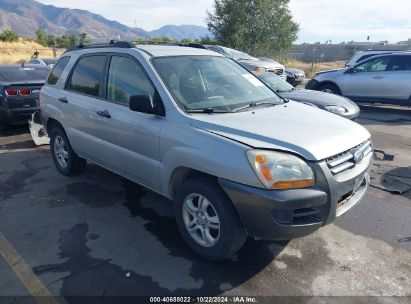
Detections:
[0, 105, 410, 303]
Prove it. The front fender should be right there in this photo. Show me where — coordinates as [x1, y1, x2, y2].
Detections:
[159, 126, 263, 198]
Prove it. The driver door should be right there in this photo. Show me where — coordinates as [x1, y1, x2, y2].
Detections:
[342, 56, 389, 100]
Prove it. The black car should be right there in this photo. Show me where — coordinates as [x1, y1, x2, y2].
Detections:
[0, 64, 49, 131]
[285, 67, 306, 87]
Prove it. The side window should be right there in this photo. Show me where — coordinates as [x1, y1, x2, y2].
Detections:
[68, 55, 106, 96]
[106, 56, 155, 106]
[47, 57, 70, 85]
[356, 54, 380, 64]
[386, 56, 406, 71]
[353, 56, 390, 73]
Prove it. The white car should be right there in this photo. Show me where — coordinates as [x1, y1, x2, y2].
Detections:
[27, 58, 58, 69]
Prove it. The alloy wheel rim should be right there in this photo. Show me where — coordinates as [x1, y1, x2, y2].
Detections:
[182, 193, 220, 247]
[54, 135, 69, 169]
[322, 88, 334, 94]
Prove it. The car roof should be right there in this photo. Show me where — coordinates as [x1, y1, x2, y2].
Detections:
[357, 49, 406, 53]
[135, 45, 222, 57]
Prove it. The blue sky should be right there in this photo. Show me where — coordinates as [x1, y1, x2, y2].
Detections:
[37, 0, 411, 43]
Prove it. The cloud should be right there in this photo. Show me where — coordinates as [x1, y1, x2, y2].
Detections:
[289, 0, 411, 43]
[36, 0, 411, 42]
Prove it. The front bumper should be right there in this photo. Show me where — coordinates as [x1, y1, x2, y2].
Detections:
[218, 161, 370, 240]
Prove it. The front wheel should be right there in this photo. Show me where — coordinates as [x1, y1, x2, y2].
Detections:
[174, 177, 246, 260]
[318, 83, 341, 95]
[50, 126, 86, 175]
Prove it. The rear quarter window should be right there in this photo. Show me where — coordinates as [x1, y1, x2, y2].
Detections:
[47, 57, 71, 85]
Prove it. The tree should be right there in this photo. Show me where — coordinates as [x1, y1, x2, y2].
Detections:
[78, 33, 90, 44]
[0, 30, 19, 42]
[35, 29, 55, 46]
[55, 35, 77, 48]
[207, 0, 299, 57]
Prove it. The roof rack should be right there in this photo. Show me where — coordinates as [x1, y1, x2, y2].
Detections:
[135, 41, 207, 49]
[64, 40, 135, 53]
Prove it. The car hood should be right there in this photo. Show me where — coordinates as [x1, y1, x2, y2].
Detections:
[286, 68, 305, 75]
[238, 59, 284, 69]
[280, 89, 359, 110]
[316, 68, 346, 75]
[189, 101, 370, 161]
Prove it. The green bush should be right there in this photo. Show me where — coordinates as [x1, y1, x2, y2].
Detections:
[0, 30, 19, 42]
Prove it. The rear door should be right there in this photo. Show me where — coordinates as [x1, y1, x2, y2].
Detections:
[62, 54, 110, 161]
[342, 56, 389, 100]
[381, 55, 411, 102]
[88, 53, 164, 190]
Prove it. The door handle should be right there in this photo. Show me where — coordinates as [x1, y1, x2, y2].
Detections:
[96, 110, 111, 118]
[58, 97, 68, 103]
[373, 75, 383, 79]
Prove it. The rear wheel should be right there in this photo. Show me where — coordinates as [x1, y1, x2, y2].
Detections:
[318, 83, 341, 95]
[50, 126, 86, 175]
[174, 177, 246, 260]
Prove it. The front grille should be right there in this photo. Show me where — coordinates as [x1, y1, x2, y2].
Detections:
[268, 68, 284, 75]
[326, 140, 373, 175]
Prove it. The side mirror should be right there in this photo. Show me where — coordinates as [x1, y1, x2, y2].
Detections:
[345, 68, 354, 74]
[129, 94, 165, 116]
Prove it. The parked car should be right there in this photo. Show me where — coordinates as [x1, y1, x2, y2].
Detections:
[257, 72, 359, 120]
[27, 58, 58, 69]
[285, 67, 306, 87]
[345, 50, 404, 68]
[306, 52, 411, 105]
[0, 64, 50, 131]
[204, 45, 286, 80]
[40, 41, 372, 260]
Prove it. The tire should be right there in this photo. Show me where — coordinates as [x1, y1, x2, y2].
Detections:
[318, 83, 341, 95]
[174, 177, 246, 260]
[50, 125, 86, 176]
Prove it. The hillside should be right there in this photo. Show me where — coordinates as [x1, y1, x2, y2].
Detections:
[148, 25, 212, 40]
[0, 0, 149, 40]
[0, 40, 63, 64]
[0, 0, 211, 40]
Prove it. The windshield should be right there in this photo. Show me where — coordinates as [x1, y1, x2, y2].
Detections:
[257, 72, 294, 92]
[153, 56, 282, 112]
[221, 47, 257, 61]
[0, 67, 49, 82]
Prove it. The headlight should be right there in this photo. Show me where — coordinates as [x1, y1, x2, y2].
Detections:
[324, 105, 347, 115]
[253, 66, 267, 73]
[246, 150, 314, 189]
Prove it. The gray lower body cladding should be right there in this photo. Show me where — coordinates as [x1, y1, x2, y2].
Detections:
[218, 161, 370, 240]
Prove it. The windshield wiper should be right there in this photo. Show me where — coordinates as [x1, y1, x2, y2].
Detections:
[232, 101, 279, 112]
[186, 107, 231, 114]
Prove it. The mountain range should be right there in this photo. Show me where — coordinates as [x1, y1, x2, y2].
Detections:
[0, 0, 212, 40]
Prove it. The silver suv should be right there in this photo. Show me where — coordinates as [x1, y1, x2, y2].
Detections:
[306, 52, 411, 105]
[40, 41, 373, 260]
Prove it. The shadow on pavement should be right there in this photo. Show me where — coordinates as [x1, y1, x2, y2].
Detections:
[0, 125, 29, 137]
[358, 104, 411, 126]
[33, 180, 287, 300]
